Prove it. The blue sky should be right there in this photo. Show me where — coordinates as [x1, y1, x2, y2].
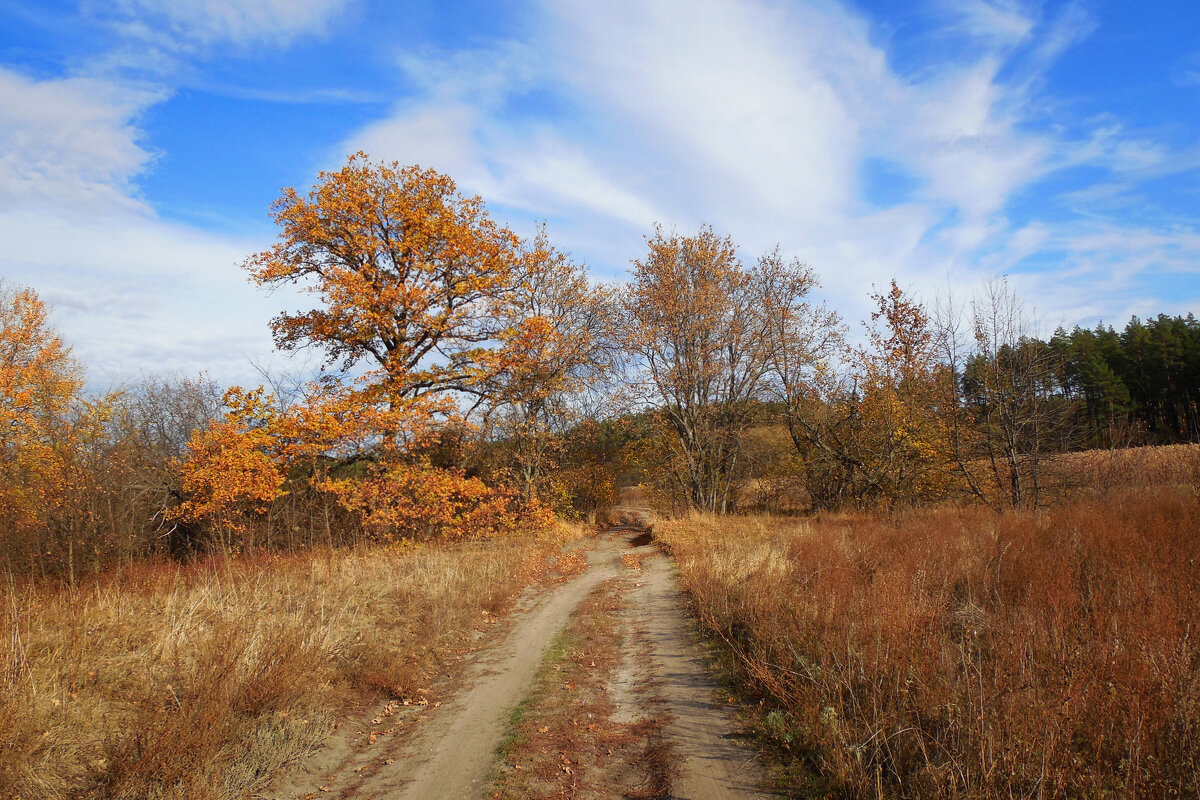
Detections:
[1, 0, 1197, 387]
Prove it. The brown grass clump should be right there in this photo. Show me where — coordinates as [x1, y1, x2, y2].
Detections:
[657, 489, 1200, 798]
[0, 532, 575, 799]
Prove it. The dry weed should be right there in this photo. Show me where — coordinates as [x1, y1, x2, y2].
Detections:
[658, 488, 1200, 798]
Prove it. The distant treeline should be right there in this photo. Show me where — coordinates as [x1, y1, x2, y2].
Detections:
[1048, 314, 1200, 446]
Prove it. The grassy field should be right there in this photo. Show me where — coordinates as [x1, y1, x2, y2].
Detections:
[657, 488, 1200, 798]
[0, 526, 583, 799]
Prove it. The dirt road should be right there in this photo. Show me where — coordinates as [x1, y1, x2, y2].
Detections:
[263, 516, 769, 799]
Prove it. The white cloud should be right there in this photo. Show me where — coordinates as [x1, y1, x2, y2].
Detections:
[548, 0, 864, 227]
[0, 68, 296, 387]
[4, 0, 1196, 389]
[98, 0, 352, 49]
[0, 68, 161, 216]
[941, 0, 1035, 45]
[0, 208, 296, 389]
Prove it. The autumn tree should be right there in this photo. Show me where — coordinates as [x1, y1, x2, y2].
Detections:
[225, 155, 575, 541]
[623, 226, 776, 512]
[243, 152, 525, 410]
[851, 281, 952, 503]
[0, 284, 82, 571]
[480, 229, 619, 507]
[0, 284, 80, 453]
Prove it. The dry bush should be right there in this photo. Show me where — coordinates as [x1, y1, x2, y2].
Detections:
[0, 532, 573, 799]
[658, 491, 1200, 798]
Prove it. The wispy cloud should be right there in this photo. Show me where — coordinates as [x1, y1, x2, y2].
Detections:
[1172, 52, 1200, 89]
[0, 66, 298, 386]
[0, 1, 364, 386]
[939, 0, 1035, 46]
[334, 0, 1196, 332]
[0, 68, 161, 216]
[89, 0, 353, 50]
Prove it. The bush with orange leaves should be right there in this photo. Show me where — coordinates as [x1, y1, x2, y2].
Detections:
[327, 462, 554, 542]
[167, 388, 284, 552]
[169, 380, 555, 548]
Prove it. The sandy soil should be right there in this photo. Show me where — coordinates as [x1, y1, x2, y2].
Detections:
[262, 514, 769, 799]
[626, 552, 770, 798]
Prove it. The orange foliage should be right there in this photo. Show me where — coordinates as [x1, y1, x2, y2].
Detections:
[170, 380, 553, 545]
[624, 226, 768, 512]
[168, 389, 284, 547]
[242, 152, 524, 403]
[0, 285, 82, 546]
[228, 155, 602, 537]
[327, 462, 552, 542]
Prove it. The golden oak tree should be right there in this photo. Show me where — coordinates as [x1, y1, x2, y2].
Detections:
[243, 152, 524, 406]
[226, 155, 567, 541]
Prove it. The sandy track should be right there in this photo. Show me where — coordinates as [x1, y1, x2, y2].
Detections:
[627, 552, 771, 799]
[263, 535, 624, 800]
[372, 538, 622, 799]
[265, 519, 769, 799]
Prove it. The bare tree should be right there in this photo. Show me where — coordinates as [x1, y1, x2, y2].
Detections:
[937, 278, 1075, 508]
[756, 252, 856, 508]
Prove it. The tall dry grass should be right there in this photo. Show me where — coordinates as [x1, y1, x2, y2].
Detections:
[1050, 442, 1200, 498]
[658, 490, 1200, 798]
[0, 526, 581, 799]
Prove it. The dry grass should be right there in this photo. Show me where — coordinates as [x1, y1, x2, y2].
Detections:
[0, 523, 586, 800]
[657, 489, 1200, 798]
[1050, 442, 1200, 497]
